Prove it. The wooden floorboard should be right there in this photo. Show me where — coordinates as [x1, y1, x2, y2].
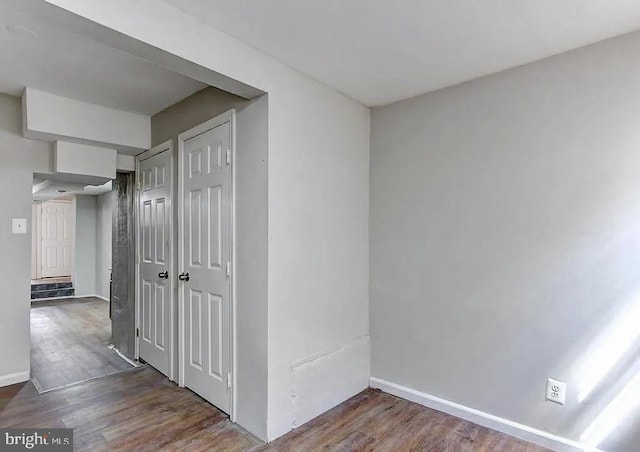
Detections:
[0, 367, 548, 451]
[30, 297, 133, 392]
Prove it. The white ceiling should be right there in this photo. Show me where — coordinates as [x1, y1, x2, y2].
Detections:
[32, 178, 112, 203]
[164, 0, 640, 106]
[0, 2, 206, 115]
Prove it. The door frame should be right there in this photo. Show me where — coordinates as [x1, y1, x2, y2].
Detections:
[36, 198, 76, 280]
[177, 109, 237, 421]
[31, 203, 42, 280]
[134, 140, 177, 381]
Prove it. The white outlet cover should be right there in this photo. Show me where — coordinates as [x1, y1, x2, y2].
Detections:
[11, 218, 27, 234]
[546, 378, 567, 405]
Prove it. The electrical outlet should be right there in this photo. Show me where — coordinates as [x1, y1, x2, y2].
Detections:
[546, 378, 567, 405]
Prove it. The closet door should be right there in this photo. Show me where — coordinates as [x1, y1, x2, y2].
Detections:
[139, 149, 173, 376]
[180, 116, 233, 414]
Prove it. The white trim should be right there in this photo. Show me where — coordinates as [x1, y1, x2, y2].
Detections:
[31, 203, 40, 279]
[83, 294, 109, 302]
[31, 296, 74, 302]
[230, 108, 238, 422]
[31, 294, 108, 302]
[70, 196, 77, 286]
[137, 139, 173, 161]
[177, 135, 185, 387]
[34, 203, 42, 279]
[177, 110, 236, 421]
[0, 371, 30, 388]
[370, 377, 592, 452]
[108, 344, 141, 367]
[135, 140, 176, 381]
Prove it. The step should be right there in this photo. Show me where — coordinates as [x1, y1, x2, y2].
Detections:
[31, 287, 75, 300]
[30, 281, 73, 292]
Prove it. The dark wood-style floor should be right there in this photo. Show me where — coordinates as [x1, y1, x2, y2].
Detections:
[0, 366, 547, 451]
[30, 297, 133, 392]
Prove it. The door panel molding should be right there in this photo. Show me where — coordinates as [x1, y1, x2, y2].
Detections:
[39, 199, 74, 278]
[178, 109, 236, 420]
[135, 140, 176, 381]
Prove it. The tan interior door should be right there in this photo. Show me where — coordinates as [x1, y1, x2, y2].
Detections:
[181, 120, 232, 414]
[139, 150, 172, 376]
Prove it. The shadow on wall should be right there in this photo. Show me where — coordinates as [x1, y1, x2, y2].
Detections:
[572, 297, 640, 450]
[542, 221, 640, 450]
[503, 216, 640, 450]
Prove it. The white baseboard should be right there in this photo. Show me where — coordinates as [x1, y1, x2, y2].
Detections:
[84, 294, 109, 302]
[31, 294, 109, 302]
[0, 370, 30, 388]
[31, 295, 73, 302]
[108, 345, 139, 367]
[292, 336, 370, 429]
[370, 377, 590, 452]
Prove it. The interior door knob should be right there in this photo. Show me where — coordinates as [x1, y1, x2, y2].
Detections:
[178, 272, 190, 282]
[158, 271, 169, 279]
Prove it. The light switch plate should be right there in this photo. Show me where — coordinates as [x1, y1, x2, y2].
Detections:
[12, 218, 27, 234]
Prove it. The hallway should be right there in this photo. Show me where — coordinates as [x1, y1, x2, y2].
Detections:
[30, 297, 133, 392]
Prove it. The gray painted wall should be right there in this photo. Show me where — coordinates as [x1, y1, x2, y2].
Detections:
[370, 31, 640, 451]
[75, 195, 97, 296]
[75, 194, 115, 299]
[0, 93, 51, 382]
[96, 190, 114, 300]
[151, 87, 269, 440]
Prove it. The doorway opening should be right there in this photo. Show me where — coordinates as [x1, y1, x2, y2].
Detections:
[30, 196, 74, 300]
[29, 179, 136, 392]
[3, 0, 268, 434]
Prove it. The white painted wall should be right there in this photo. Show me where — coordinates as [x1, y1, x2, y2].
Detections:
[95, 190, 113, 300]
[74, 195, 97, 296]
[55, 140, 117, 181]
[0, 93, 51, 386]
[232, 95, 269, 438]
[42, 0, 370, 440]
[370, 31, 640, 451]
[116, 153, 135, 172]
[266, 86, 369, 439]
[23, 87, 150, 153]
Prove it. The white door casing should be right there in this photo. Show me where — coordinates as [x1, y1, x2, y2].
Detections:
[138, 146, 173, 377]
[31, 203, 40, 280]
[179, 111, 235, 415]
[40, 200, 74, 278]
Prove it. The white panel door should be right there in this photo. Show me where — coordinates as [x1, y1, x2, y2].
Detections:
[181, 120, 232, 414]
[40, 200, 73, 278]
[139, 150, 172, 376]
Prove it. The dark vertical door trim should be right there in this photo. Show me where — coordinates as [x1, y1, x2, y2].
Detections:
[111, 172, 136, 358]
